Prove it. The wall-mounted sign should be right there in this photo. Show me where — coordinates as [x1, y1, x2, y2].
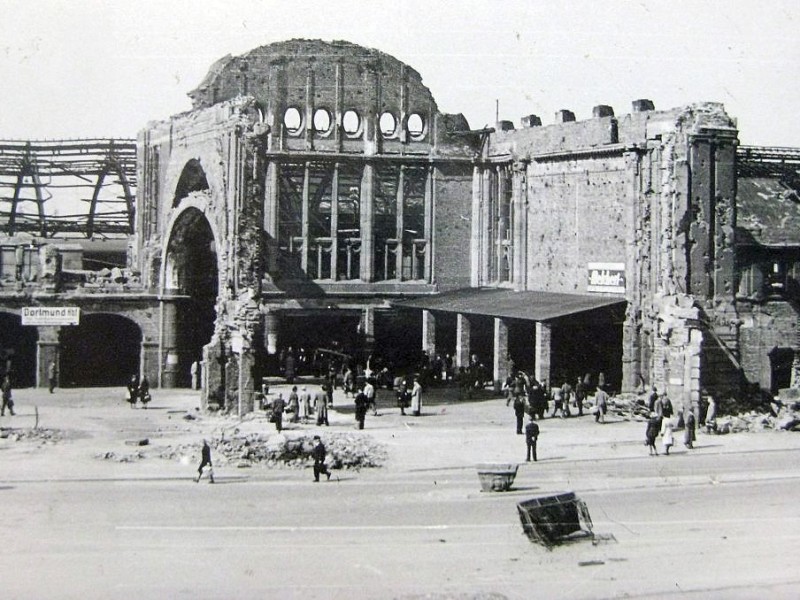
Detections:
[22, 306, 80, 326]
[587, 262, 626, 294]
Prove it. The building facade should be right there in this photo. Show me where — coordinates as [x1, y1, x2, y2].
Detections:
[1, 39, 798, 414]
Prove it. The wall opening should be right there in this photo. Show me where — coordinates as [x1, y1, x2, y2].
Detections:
[0, 312, 38, 387]
[173, 159, 210, 207]
[769, 347, 794, 395]
[166, 207, 218, 387]
[59, 314, 141, 387]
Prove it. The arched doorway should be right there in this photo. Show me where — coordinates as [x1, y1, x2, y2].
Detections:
[165, 206, 218, 387]
[0, 312, 38, 387]
[59, 314, 141, 387]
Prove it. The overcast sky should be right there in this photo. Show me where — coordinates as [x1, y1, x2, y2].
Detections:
[1, 0, 798, 146]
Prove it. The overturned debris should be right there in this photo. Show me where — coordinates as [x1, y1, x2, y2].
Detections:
[517, 492, 594, 548]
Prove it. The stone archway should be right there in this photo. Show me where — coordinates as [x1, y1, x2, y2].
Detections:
[59, 313, 141, 387]
[164, 205, 219, 387]
[0, 312, 38, 387]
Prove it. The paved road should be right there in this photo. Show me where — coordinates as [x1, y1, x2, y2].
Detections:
[2, 386, 800, 599]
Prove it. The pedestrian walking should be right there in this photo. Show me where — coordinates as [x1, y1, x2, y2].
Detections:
[195, 439, 215, 483]
[396, 381, 410, 415]
[662, 421, 674, 455]
[684, 410, 696, 449]
[411, 377, 423, 416]
[1, 375, 15, 416]
[645, 412, 660, 456]
[299, 385, 312, 422]
[574, 376, 586, 416]
[551, 386, 563, 418]
[364, 378, 377, 416]
[126, 374, 139, 408]
[314, 385, 329, 426]
[311, 435, 331, 482]
[560, 380, 573, 417]
[139, 375, 151, 408]
[48, 360, 57, 393]
[524, 415, 539, 462]
[594, 385, 609, 423]
[512, 391, 526, 434]
[190, 360, 201, 390]
[287, 385, 300, 423]
[354, 385, 368, 430]
[271, 393, 286, 432]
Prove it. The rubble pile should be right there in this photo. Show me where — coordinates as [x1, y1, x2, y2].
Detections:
[0, 427, 63, 443]
[203, 431, 388, 470]
[584, 394, 800, 433]
[96, 431, 388, 470]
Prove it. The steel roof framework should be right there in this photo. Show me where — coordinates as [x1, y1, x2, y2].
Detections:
[0, 139, 136, 239]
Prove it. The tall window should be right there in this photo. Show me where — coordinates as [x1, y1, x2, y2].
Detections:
[488, 166, 513, 283]
[277, 163, 305, 274]
[402, 167, 427, 280]
[374, 165, 400, 281]
[336, 164, 362, 280]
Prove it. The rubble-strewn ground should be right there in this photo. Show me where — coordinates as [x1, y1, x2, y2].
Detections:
[1, 383, 799, 599]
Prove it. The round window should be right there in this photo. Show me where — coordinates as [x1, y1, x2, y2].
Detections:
[379, 112, 397, 137]
[283, 107, 302, 135]
[407, 113, 425, 139]
[342, 110, 361, 136]
[313, 108, 332, 133]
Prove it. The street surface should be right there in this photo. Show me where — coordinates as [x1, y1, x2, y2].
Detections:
[1, 384, 799, 599]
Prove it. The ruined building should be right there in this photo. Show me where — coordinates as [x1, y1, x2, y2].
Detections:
[2, 39, 799, 414]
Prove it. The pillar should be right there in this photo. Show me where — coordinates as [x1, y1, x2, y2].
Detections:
[422, 310, 436, 357]
[161, 300, 179, 388]
[263, 161, 280, 274]
[535, 321, 552, 386]
[238, 346, 255, 417]
[493, 317, 510, 392]
[141, 340, 160, 388]
[360, 164, 375, 281]
[456, 313, 471, 369]
[621, 318, 640, 394]
[35, 326, 60, 389]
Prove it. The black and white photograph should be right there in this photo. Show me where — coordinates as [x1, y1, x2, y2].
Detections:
[1, 1, 799, 597]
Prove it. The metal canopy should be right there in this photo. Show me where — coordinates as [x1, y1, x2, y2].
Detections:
[393, 288, 625, 322]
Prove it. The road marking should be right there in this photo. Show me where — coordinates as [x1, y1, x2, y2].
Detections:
[116, 523, 517, 532]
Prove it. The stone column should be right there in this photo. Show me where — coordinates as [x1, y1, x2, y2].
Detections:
[238, 345, 255, 417]
[422, 310, 436, 357]
[263, 161, 280, 274]
[456, 313, 471, 369]
[141, 340, 160, 388]
[264, 309, 279, 355]
[470, 165, 482, 287]
[161, 300, 179, 388]
[360, 164, 375, 281]
[535, 321, 552, 387]
[35, 326, 60, 389]
[621, 316, 640, 394]
[493, 317, 510, 392]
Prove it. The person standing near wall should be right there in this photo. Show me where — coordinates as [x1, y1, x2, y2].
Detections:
[126, 374, 139, 408]
[299, 385, 312, 423]
[354, 384, 368, 430]
[48, 360, 57, 393]
[574, 376, 586, 416]
[594, 385, 609, 424]
[1, 375, 15, 416]
[271, 393, 286, 432]
[411, 377, 423, 417]
[314, 385, 329, 426]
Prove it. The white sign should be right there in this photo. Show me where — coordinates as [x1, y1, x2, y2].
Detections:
[587, 262, 626, 294]
[22, 306, 81, 326]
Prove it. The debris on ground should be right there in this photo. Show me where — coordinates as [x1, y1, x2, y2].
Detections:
[0, 427, 64, 443]
[96, 431, 387, 470]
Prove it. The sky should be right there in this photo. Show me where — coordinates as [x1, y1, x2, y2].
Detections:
[1, 0, 798, 146]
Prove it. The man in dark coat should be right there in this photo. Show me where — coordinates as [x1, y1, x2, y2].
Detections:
[271, 394, 286, 432]
[354, 386, 368, 430]
[525, 416, 539, 462]
[1, 375, 15, 416]
[312, 435, 331, 482]
[195, 439, 215, 483]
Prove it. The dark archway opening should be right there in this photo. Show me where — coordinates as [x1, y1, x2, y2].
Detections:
[59, 314, 141, 387]
[173, 159, 210, 207]
[507, 318, 536, 374]
[769, 347, 794, 395]
[551, 307, 623, 392]
[0, 312, 38, 387]
[167, 207, 218, 387]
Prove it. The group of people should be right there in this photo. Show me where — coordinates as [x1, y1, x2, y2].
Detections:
[126, 374, 152, 408]
[504, 371, 610, 430]
[643, 386, 715, 456]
